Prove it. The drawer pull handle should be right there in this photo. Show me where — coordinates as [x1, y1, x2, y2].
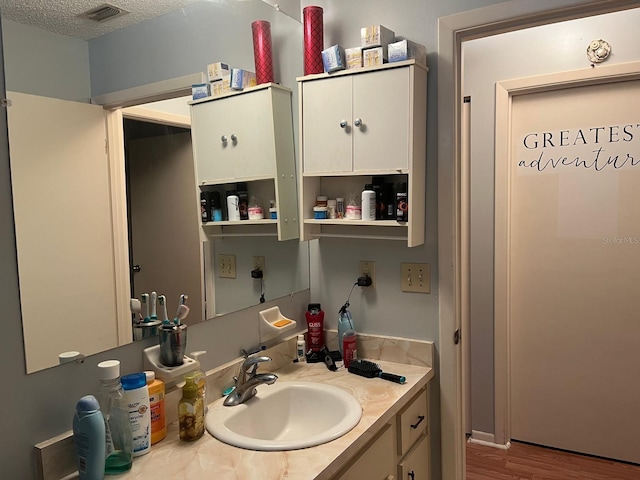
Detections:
[410, 415, 425, 429]
[408, 471, 415, 480]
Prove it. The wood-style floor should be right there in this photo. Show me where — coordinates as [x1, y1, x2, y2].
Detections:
[466, 441, 640, 480]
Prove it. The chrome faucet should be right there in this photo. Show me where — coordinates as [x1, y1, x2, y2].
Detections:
[223, 354, 278, 406]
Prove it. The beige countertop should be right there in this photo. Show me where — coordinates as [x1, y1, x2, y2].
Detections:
[113, 358, 433, 480]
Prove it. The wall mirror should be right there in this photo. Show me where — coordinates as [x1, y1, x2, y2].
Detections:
[2, 0, 308, 374]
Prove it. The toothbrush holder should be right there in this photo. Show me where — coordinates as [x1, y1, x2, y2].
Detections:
[159, 324, 187, 367]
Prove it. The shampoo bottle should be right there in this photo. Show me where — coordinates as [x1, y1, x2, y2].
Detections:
[72, 395, 106, 480]
[305, 303, 325, 352]
[121, 373, 151, 457]
[96, 360, 133, 474]
[144, 371, 166, 445]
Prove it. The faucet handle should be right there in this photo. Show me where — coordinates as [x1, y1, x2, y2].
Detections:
[243, 355, 272, 371]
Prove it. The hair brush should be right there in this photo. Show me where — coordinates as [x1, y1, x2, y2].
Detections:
[348, 359, 406, 384]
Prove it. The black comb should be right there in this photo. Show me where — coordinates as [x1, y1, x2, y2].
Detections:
[348, 359, 406, 384]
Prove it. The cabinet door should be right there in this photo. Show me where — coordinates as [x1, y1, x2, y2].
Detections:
[302, 75, 353, 174]
[353, 67, 410, 172]
[337, 423, 396, 480]
[398, 434, 430, 480]
[191, 90, 276, 184]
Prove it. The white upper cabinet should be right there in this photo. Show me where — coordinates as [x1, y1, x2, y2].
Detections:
[298, 60, 427, 247]
[190, 84, 298, 241]
[302, 67, 411, 174]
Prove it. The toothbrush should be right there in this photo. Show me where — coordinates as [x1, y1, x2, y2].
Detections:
[159, 295, 170, 325]
[174, 304, 190, 326]
[141, 293, 150, 322]
[150, 291, 158, 322]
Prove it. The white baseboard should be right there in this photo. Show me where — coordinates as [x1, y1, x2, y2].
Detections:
[468, 430, 510, 450]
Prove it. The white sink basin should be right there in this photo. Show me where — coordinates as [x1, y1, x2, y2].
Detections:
[206, 381, 362, 451]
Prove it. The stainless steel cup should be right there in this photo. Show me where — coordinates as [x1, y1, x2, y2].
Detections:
[159, 324, 187, 366]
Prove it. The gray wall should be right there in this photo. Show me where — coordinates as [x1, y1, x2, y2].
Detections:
[0, 0, 523, 477]
[1, 19, 91, 102]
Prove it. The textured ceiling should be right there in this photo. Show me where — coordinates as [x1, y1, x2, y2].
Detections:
[0, 0, 203, 40]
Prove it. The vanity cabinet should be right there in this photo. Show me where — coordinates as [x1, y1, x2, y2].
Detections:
[297, 60, 427, 247]
[335, 386, 430, 480]
[190, 83, 298, 241]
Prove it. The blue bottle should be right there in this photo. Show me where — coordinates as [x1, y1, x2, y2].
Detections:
[73, 395, 106, 480]
[338, 304, 355, 356]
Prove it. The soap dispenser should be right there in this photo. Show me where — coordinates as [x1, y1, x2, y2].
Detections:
[189, 351, 208, 413]
[179, 373, 205, 442]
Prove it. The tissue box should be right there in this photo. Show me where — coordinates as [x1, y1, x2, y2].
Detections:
[388, 39, 427, 65]
[230, 69, 257, 90]
[210, 75, 231, 97]
[191, 83, 210, 100]
[207, 62, 230, 82]
[363, 47, 387, 67]
[345, 47, 363, 69]
[322, 45, 346, 73]
[361, 25, 395, 48]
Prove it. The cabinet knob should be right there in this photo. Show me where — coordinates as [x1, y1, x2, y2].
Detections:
[221, 135, 228, 144]
[354, 118, 362, 127]
[339, 120, 348, 129]
[231, 134, 238, 144]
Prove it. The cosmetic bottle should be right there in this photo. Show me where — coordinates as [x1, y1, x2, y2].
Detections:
[226, 190, 240, 221]
[305, 303, 325, 352]
[396, 182, 408, 222]
[342, 330, 357, 369]
[144, 371, 166, 445]
[296, 334, 307, 362]
[200, 191, 210, 223]
[121, 373, 151, 457]
[96, 360, 133, 474]
[337, 306, 355, 356]
[236, 182, 249, 220]
[73, 395, 106, 480]
[361, 184, 376, 221]
[179, 373, 205, 441]
[210, 191, 222, 222]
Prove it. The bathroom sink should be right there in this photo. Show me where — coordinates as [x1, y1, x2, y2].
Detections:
[206, 381, 362, 450]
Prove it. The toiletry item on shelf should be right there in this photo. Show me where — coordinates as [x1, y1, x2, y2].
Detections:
[348, 359, 406, 384]
[210, 191, 222, 222]
[382, 182, 395, 220]
[236, 182, 249, 220]
[248, 196, 264, 220]
[337, 305, 355, 356]
[316, 195, 328, 207]
[336, 197, 345, 218]
[226, 190, 240, 221]
[371, 177, 385, 220]
[361, 184, 376, 221]
[346, 195, 361, 220]
[179, 373, 205, 441]
[342, 330, 357, 368]
[305, 303, 325, 352]
[189, 351, 208, 413]
[121, 373, 151, 457]
[313, 206, 328, 219]
[73, 395, 106, 480]
[200, 191, 210, 223]
[144, 371, 166, 445]
[396, 182, 408, 222]
[97, 360, 133, 474]
[327, 199, 337, 219]
[296, 335, 306, 362]
[269, 199, 277, 219]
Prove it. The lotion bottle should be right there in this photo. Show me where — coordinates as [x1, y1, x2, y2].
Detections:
[144, 371, 166, 445]
[361, 184, 376, 221]
[73, 395, 106, 480]
[296, 334, 307, 362]
[121, 373, 151, 457]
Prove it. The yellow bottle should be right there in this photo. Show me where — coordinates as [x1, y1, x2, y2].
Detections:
[179, 373, 204, 441]
[144, 371, 166, 445]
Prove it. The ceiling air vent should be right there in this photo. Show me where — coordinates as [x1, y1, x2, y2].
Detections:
[79, 3, 129, 22]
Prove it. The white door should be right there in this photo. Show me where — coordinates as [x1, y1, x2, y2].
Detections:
[463, 7, 640, 463]
[127, 132, 204, 325]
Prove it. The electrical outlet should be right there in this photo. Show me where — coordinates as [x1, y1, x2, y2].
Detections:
[401, 263, 430, 293]
[359, 260, 376, 289]
[253, 256, 265, 274]
[218, 254, 236, 279]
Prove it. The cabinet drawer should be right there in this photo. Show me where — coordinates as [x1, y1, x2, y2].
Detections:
[397, 388, 427, 457]
[398, 433, 430, 480]
[337, 423, 396, 480]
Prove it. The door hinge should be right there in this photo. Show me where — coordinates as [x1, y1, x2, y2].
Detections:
[1, 98, 12, 108]
[454, 328, 461, 345]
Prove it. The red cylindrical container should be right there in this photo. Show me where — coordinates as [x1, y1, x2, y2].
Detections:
[303, 6, 324, 75]
[251, 20, 274, 84]
[342, 331, 357, 368]
[305, 303, 325, 352]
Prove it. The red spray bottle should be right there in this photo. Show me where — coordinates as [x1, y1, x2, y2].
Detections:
[305, 303, 325, 352]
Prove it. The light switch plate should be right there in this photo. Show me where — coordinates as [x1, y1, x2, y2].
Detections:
[401, 263, 430, 293]
[218, 254, 236, 278]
